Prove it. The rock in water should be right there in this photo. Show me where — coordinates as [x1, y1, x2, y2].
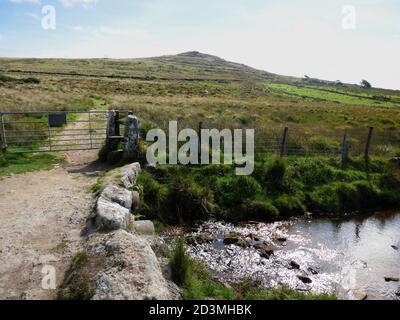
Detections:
[384, 277, 400, 282]
[223, 237, 239, 245]
[120, 162, 141, 189]
[353, 290, 368, 300]
[101, 185, 133, 210]
[95, 197, 132, 231]
[297, 276, 312, 284]
[86, 230, 180, 300]
[391, 245, 399, 251]
[289, 261, 301, 270]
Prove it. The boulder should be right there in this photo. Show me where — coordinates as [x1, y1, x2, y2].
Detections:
[100, 185, 133, 210]
[86, 230, 180, 300]
[132, 220, 155, 236]
[95, 197, 132, 231]
[391, 245, 399, 251]
[289, 261, 301, 270]
[120, 162, 141, 189]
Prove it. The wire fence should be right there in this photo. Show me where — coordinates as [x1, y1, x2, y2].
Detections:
[141, 118, 400, 159]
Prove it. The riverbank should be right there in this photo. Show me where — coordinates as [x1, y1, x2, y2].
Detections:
[135, 156, 400, 224]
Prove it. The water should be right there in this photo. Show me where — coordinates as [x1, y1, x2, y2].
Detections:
[186, 212, 400, 300]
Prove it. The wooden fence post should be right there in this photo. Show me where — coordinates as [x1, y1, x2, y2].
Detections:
[198, 121, 203, 162]
[341, 131, 350, 164]
[0, 113, 7, 152]
[280, 127, 289, 157]
[365, 127, 374, 162]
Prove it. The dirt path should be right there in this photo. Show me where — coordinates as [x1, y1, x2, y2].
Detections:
[0, 114, 109, 300]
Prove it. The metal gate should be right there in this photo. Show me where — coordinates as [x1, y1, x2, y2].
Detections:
[0, 110, 128, 153]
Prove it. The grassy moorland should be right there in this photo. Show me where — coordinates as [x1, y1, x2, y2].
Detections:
[1, 51, 400, 205]
[1, 52, 399, 156]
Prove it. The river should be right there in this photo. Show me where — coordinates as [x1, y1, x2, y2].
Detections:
[185, 212, 400, 300]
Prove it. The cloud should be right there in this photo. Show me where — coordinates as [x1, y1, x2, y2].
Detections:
[59, 0, 97, 8]
[8, 0, 41, 4]
[25, 12, 40, 20]
[95, 27, 149, 38]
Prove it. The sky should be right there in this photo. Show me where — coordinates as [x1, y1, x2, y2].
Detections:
[0, 0, 399, 90]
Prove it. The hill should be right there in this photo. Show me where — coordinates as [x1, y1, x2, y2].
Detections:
[0, 51, 400, 156]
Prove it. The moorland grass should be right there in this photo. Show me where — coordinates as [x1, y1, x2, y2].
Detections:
[134, 156, 400, 224]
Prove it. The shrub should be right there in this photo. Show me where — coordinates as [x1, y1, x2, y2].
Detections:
[170, 237, 191, 286]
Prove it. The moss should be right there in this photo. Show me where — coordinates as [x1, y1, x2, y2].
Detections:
[57, 251, 106, 300]
[89, 175, 105, 194]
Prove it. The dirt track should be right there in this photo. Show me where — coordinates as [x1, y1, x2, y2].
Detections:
[0, 115, 109, 300]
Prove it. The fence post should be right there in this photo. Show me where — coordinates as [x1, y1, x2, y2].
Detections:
[198, 121, 203, 161]
[123, 115, 141, 161]
[365, 127, 374, 162]
[341, 131, 350, 164]
[280, 127, 289, 157]
[0, 113, 6, 152]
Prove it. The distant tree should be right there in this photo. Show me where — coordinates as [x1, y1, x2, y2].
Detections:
[360, 79, 372, 89]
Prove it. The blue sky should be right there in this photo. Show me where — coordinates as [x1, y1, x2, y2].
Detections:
[0, 0, 399, 89]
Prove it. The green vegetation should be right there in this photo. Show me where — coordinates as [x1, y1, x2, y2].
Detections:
[265, 83, 399, 108]
[0, 152, 60, 177]
[51, 240, 70, 253]
[1, 53, 399, 158]
[58, 251, 106, 300]
[135, 156, 400, 224]
[170, 237, 335, 300]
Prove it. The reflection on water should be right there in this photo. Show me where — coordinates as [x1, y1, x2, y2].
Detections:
[289, 211, 400, 300]
[186, 212, 400, 300]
